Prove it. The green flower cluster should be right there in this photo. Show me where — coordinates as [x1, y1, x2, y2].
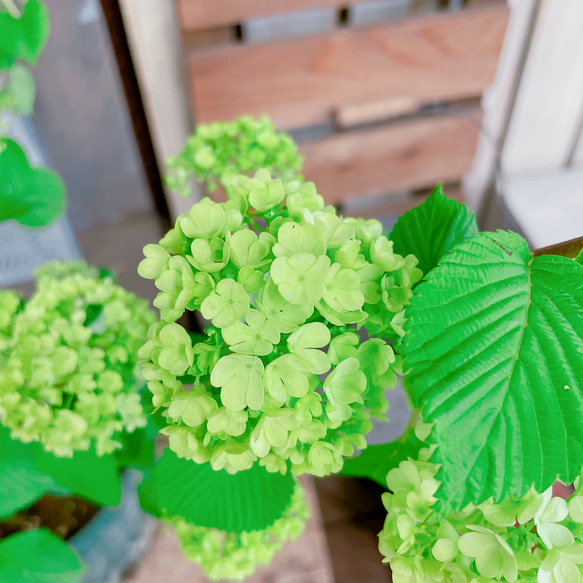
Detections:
[165, 116, 303, 197]
[169, 481, 309, 581]
[139, 169, 422, 475]
[0, 290, 21, 351]
[0, 263, 156, 457]
[379, 445, 583, 583]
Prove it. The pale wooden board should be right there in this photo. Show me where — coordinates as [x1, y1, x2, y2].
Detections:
[501, 0, 583, 175]
[178, 0, 353, 30]
[120, 0, 202, 218]
[502, 168, 583, 248]
[124, 476, 335, 583]
[573, 126, 583, 167]
[300, 114, 480, 204]
[188, 6, 508, 129]
[336, 96, 420, 129]
[463, 0, 538, 210]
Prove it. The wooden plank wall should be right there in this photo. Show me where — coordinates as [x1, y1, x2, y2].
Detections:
[178, 0, 510, 213]
[501, 0, 583, 175]
[497, 0, 583, 247]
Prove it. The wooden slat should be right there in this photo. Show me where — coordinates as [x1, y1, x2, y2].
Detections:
[343, 185, 464, 218]
[336, 96, 420, 129]
[300, 114, 480, 204]
[502, 168, 583, 248]
[463, 0, 537, 210]
[178, 0, 348, 31]
[188, 6, 508, 129]
[574, 131, 583, 166]
[502, 0, 583, 175]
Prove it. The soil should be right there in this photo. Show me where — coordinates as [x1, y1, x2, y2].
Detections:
[0, 495, 98, 540]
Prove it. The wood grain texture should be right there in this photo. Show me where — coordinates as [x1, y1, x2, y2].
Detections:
[188, 5, 509, 129]
[300, 114, 480, 204]
[178, 0, 350, 30]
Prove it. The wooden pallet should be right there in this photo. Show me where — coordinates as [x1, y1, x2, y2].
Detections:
[178, 0, 509, 208]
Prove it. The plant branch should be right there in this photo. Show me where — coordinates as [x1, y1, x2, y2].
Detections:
[533, 235, 583, 259]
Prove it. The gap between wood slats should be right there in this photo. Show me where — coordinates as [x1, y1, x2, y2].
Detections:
[188, 5, 508, 129]
[300, 113, 480, 204]
[341, 183, 463, 218]
[179, 0, 363, 31]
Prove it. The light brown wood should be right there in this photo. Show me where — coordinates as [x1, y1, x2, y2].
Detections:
[178, 0, 350, 31]
[336, 96, 420, 129]
[300, 114, 480, 204]
[342, 186, 464, 219]
[188, 6, 509, 129]
[182, 27, 236, 51]
[120, 0, 203, 218]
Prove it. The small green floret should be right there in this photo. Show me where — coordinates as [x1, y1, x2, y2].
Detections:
[169, 481, 309, 580]
[378, 432, 583, 583]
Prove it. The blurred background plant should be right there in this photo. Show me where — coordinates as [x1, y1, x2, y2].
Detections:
[0, 0, 66, 228]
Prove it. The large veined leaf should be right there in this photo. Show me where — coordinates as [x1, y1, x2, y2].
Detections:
[389, 185, 479, 277]
[0, 0, 50, 68]
[340, 429, 424, 487]
[0, 529, 84, 583]
[139, 449, 295, 533]
[0, 138, 66, 227]
[403, 230, 583, 512]
[36, 446, 122, 507]
[0, 428, 56, 519]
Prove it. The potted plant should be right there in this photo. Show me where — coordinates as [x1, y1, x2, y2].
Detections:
[135, 114, 583, 583]
[0, 261, 157, 582]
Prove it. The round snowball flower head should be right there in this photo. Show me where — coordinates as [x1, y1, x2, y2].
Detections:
[139, 169, 423, 475]
[377, 423, 583, 583]
[169, 481, 309, 581]
[0, 262, 156, 457]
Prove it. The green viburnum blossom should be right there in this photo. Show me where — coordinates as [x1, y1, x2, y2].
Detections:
[378, 435, 583, 583]
[165, 115, 303, 198]
[201, 279, 250, 328]
[169, 481, 309, 580]
[140, 159, 421, 476]
[0, 290, 21, 350]
[0, 262, 155, 457]
[222, 309, 280, 356]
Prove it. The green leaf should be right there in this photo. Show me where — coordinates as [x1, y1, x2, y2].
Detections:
[0, 428, 56, 519]
[403, 230, 583, 512]
[114, 427, 155, 471]
[0, 64, 35, 113]
[340, 429, 424, 487]
[0, 529, 84, 583]
[0, 138, 66, 227]
[139, 449, 295, 533]
[0, 0, 50, 67]
[36, 446, 122, 507]
[389, 185, 479, 277]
